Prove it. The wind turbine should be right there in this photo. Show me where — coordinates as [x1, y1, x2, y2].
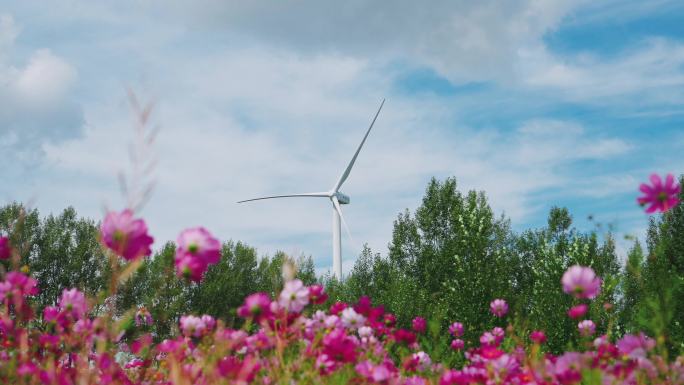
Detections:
[238, 99, 385, 280]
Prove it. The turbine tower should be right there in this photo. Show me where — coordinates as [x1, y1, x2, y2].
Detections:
[238, 99, 385, 280]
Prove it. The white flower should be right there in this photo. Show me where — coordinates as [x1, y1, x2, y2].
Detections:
[340, 307, 366, 330]
[278, 279, 309, 313]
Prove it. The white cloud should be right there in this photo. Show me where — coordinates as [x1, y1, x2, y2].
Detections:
[13, 49, 76, 105]
[521, 38, 684, 106]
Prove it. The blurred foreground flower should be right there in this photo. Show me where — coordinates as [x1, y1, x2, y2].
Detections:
[175, 227, 221, 282]
[638, 173, 680, 213]
[100, 209, 154, 261]
[0, 236, 10, 259]
[562, 265, 601, 299]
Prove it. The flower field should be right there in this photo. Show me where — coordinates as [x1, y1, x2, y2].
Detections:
[0, 174, 683, 384]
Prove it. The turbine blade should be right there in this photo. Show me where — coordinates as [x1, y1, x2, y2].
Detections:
[237, 192, 330, 203]
[332, 195, 355, 246]
[332, 99, 385, 192]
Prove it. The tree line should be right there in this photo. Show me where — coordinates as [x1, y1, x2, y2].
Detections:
[1, 176, 682, 354]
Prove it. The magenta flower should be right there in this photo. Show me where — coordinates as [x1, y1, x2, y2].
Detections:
[176, 227, 221, 264]
[412, 316, 427, 334]
[278, 279, 309, 313]
[490, 299, 508, 317]
[638, 173, 680, 213]
[0, 236, 10, 260]
[238, 292, 273, 322]
[308, 284, 328, 305]
[567, 304, 588, 319]
[449, 322, 464, 337]
[174, 253, 208, 282]
[322, 328, 358, 363]
[59, 288, 87, 319]
[562, 265, 602, 299]
[135, 306, 153, 327]
[530, 330, 547, 344]
[450, 339, 465, 351]
[174, 227, 221, 282]
[100, 209, 154, 261]
[578, 320, 596, 337]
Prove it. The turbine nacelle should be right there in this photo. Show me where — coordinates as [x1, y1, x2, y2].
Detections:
[334, 192, 350, 205]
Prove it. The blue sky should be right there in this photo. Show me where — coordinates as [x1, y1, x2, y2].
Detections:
[1, 1, 683, 275]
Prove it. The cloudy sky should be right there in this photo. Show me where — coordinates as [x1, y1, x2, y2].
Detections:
[2, 1, 684, 275]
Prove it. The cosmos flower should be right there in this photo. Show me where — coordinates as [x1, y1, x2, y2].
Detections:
[238, 292, 273, 322]
[449, 322, 464, 337]
[530, 330, 547, 344]
[567, 304, 589, 319]
[308, 284, 328, 305]
[638, 173, 680, 213]
[562, 266, 601, 299]
[578, 320, 596, 337]
[490, 299, 508, 317]
[451, 339, 465, 351]
[278, 279, 309, 313]
[100, 209, 154, 261]
[59, 288, 87, 319]
[412, 317, 427, 334]
[0, 236, 11, 260]
[341, 307, 366, 330]
[135, 307, 153, 327]
[174, 227, 221, 282]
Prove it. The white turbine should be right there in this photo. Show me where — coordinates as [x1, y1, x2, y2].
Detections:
[238, 99, 385, 280]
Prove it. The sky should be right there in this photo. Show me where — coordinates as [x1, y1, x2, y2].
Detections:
[2, 1, 684, 276]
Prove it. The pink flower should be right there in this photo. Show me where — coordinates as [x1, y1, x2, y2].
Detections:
[450, 339, 465, 351]
[578, 320, 596, 337]
[405, 376, 427, 385]
[322, 328, 357, 363]
[43, 306, 60, 323]
[201, 315, 216, 331]
[278, 279, 309, 313]
[449, 322, 464, 337]
[562, 265, 602, 299]
[0, 236, 11, 260]
[341, 307, 365, 330]
[412, 317, 427, 334]
[530, 330, 546, 344]
[393, 329, 417, 345]
[567, 304, 588, 319]
[179, 315, 206, 337]
[329, 301, 348, 315]
[356, 360, 394, 382]
[100, 209, 153, 261]
[308, 284, 328, 305]
[238, 292, 272, 321]
[492, 327, 505, 344]
[638, 173, 680, 213]
[617, 333, 655, 359]
[440, 370, 472, 385]
[135, 307, 153, 327]
[554, 352, 583, 384]
[59, 288, 87, 319]
[174, 253, 208, 282]
[480, 331, 497, 347]
[383, 313, 397, 327]
[490, 299, 508, 317]
[175, 227, 221, 282]
[0, 272, 39, 300]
